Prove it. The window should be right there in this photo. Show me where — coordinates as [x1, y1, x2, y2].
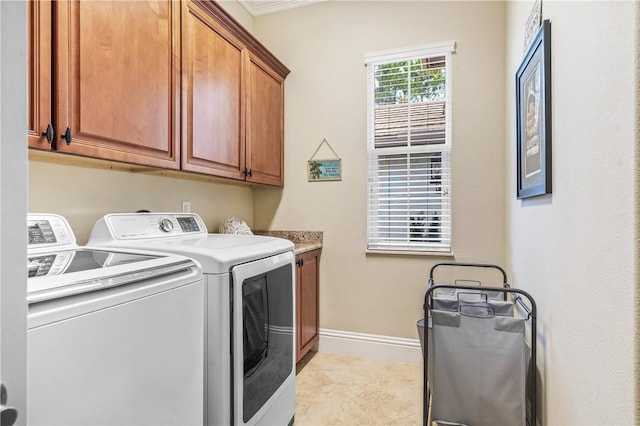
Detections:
[366, 42, 455, 253]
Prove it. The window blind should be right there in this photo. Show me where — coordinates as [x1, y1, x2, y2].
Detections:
[366, 42, 454, 252]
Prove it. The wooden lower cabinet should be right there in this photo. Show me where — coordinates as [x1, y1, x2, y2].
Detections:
[296, 249, 320, 363]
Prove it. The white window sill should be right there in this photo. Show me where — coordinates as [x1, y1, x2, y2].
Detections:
[365, 249, 455, 258]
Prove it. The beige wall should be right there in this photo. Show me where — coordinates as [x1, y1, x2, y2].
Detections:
[253, 1, 507, 338]
[505, 1, 637, 424]
[29, 156, 254, 244]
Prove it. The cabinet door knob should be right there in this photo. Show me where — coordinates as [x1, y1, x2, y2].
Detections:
[61, 127, 72, 145]
[41, 123, 54, 144]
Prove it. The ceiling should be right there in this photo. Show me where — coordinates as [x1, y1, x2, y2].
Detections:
[238, 0, 328, 16]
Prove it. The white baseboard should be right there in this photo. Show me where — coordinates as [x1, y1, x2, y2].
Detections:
[318, 328, 423, 366]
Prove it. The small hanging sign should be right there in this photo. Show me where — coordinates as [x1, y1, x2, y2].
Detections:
[308, 138, 342, 182]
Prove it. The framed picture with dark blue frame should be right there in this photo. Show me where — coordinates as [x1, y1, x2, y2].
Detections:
[516, 19, 551, 199]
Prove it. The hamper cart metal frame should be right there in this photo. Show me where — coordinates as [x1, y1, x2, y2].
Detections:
[422, 262, 537, 426]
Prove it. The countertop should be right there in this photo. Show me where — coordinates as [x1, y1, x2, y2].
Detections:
[253, 230, 323, 255]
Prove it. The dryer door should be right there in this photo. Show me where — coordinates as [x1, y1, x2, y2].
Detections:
[231, 251, 295, 426]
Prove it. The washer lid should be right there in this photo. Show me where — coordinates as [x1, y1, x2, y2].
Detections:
[93, 234, 294, 274]
[90, 213, 294, 273]
[27, 248, 198, 304]
[28, 249, 158, 278]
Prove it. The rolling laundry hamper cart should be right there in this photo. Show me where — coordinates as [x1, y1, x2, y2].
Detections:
[421, 262, 537, 426]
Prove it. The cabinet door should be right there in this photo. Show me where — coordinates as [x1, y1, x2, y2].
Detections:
[246, 54, 285, 186]
[181, 1, 246, 179]
[28, 0, 52, 150]
[53, 1, 180, 168]
[297, 250, 319, 361]
[295, 262, 302, 362]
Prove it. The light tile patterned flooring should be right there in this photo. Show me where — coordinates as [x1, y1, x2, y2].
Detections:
[295, 352, 423, 425]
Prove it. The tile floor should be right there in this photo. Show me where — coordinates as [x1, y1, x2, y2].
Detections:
[295, 352, 423, 425]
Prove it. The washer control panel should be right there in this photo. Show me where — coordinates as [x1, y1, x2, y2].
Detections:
[28, 214, 76, 249]
[96, 213, 209, 240]
[176, 216, 200, 233]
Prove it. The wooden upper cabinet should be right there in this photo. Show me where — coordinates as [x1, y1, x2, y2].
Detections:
[53, 1, 181, 169]
[28, 0, 53, 150]
[246, 54, 285, 186]
[181, 1, 246, 179]
[181, 1, 289, 186]
[29, 0, 288, 185]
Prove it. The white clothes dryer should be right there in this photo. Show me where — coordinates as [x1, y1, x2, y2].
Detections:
[27, 214, 204, 425]
[89, 213, 296, 426]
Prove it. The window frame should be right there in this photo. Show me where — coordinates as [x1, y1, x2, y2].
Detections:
[365, 41, 455, 254]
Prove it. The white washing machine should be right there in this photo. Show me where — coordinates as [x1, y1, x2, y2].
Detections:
[88, 213, 296, 426]
[27, 214, 204, 425]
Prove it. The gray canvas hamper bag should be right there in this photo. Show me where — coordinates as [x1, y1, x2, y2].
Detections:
[431, 310, 526, 426]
